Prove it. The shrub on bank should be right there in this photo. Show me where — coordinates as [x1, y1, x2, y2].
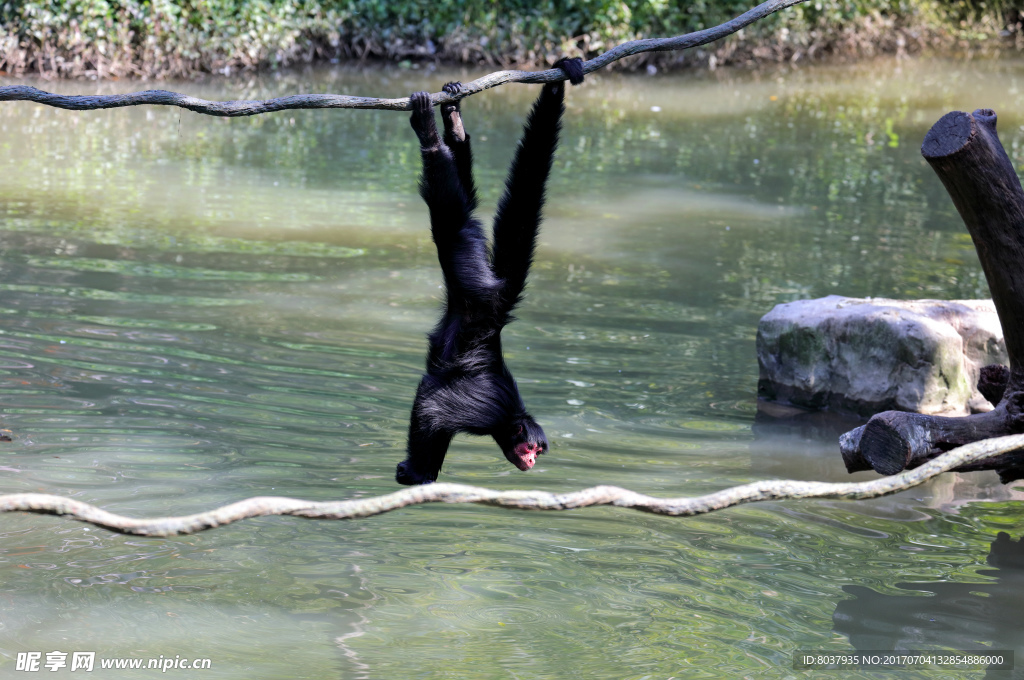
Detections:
[0, 0, 1013, 79]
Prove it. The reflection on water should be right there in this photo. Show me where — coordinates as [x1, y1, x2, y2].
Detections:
[835, 532, 1024, 679]
[2, 58, 1024, 677]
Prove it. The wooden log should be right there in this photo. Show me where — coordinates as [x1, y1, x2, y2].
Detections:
[839, 109, 1024, 478]
[840, 405, 1024, 482]
[858, 408, 1008, 474]
[922, 109, 1024, 391]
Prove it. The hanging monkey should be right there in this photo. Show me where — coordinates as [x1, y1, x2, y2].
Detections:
[396, 58, 585, 485]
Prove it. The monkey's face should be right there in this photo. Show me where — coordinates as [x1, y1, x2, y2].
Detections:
[498, 416, 548, 471]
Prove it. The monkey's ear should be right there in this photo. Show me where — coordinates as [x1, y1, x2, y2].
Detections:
[553, 57, 585, 86]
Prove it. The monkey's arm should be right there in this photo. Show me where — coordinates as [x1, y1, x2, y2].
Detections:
[397, 386, 454, 485]
[397, 432, 452, 484]
[490, 59, 583, 314]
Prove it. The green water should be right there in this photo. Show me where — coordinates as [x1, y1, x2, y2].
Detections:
[2, 58, 1024, 678]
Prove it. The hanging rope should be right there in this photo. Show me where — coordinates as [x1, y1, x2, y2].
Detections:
[3, 434, 1022, 536]
[0, 0, 808, 116]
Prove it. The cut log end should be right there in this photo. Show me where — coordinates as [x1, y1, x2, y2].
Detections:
[921, 110, 974, 160]
[860, 417, 913, 475]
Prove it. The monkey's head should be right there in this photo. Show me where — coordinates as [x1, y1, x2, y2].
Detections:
[496, 415, 548, 471]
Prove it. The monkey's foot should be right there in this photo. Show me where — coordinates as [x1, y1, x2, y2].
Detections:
[409, 91, 440, 148]
[441, 82, 463, 110]
[440, 82, 467, 143]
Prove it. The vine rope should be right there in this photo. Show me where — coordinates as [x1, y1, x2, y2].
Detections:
[0, 0, 808, 116]
[3, 434, 1023, 536]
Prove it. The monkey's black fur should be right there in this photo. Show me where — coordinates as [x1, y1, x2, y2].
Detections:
[396, 59, 584, 485]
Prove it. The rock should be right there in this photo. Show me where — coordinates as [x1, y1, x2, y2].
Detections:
[756, 295, 1006, 417]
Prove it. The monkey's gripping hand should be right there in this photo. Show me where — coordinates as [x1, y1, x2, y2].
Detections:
[409, 91, 440, 149]
[554, 57, 585, 86]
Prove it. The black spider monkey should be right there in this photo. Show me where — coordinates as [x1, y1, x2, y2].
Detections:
[395, 58, 585, 485]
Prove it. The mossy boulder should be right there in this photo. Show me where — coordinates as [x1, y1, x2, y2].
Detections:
[757, 295, 1006, 417]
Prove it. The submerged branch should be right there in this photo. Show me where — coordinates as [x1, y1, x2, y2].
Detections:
[4, 434, 1024, 536]
[0, 0, 808, 117]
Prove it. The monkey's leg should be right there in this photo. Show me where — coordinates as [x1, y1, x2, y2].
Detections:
[410, 92, 498, 305]
[441, 82, 478, 211]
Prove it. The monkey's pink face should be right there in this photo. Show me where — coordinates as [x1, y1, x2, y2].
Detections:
[510, 442, 543, 470]
[502, 421, 547, 471]
[501, 426, 548, 473]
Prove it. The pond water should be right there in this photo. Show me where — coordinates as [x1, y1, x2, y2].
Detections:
[2, 57, 1024, 678]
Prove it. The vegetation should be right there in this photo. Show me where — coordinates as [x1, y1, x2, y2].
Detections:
[0, 0, 1019, 79]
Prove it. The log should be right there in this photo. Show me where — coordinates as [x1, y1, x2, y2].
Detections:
[839, 384, 1024, 481]
[839, 109, 1024, 479]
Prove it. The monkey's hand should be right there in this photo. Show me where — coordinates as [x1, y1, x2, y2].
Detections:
[409, 91, 440, 149]
[554, 57, 585, 86]
[440, 82, 467, 143]
[396, 460, 436, 485]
